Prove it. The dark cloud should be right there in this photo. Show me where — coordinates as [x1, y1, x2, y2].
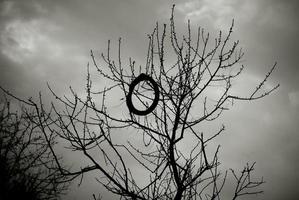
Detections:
[238, 0, 299, 89]
[0, 50, 28, 94]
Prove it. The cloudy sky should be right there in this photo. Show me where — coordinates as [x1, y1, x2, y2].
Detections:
[0, 0, 298, 199]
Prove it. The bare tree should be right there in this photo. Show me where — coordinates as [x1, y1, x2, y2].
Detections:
[0, 98, 69, 200]
[1, 5, 278, 200]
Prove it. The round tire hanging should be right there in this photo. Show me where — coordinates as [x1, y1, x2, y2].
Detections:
[126, 73, 159, 115]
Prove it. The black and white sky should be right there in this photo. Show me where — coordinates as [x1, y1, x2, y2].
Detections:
[0, 0, 298, 199]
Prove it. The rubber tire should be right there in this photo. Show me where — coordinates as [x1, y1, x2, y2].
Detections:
[126, 73, 159, 115]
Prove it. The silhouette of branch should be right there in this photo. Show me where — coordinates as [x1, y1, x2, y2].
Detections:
[0, 4, 277, 200]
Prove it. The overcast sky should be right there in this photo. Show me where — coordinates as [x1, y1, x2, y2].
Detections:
[0, 0, 299, 200]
